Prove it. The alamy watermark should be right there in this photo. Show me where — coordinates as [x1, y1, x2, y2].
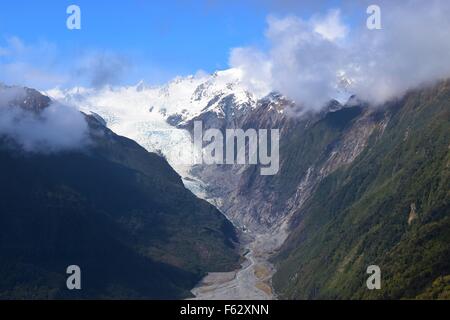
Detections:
[66, 4, 381, 31]
[366, 265, 381, 290]
[193, 121, 279, 176]
[66, 265, 81, 290]
[367, 4, 382, 30]
[66, 5, 81, 30]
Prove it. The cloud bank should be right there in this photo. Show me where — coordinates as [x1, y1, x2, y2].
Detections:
[0, 87, 89, 153]
[230, 0, 450, 110]
[0, 37, 132, 90]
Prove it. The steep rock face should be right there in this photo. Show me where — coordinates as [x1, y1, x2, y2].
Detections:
[187, 80, 449, 300]
[273, 80, 450, 299]
[178, 93, 255, 131]
[189, 93, 380, 239]
[196, 80, 449, 300]
[0, 87, 240, 299]
[0, 85, 51, 112]
[45, 71, 359, 237]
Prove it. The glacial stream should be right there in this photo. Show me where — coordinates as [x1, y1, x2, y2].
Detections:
[179, 172, 281, 300]
[190, 231, 277, 300]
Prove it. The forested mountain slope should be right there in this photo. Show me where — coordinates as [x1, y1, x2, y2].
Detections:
[0, 86, 239, 299]
[273, 80, 450, 299]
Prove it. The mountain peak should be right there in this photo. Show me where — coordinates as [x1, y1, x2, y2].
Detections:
[1, 85, 51, 113]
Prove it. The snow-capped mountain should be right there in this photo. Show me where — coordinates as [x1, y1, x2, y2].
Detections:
[45, 68, 257, 195]
[47, 68, 256, 124]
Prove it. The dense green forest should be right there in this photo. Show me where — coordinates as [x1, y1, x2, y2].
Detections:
[273, 80, 450, 299]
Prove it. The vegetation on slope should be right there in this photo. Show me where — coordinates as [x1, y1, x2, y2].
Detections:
[273, 80, 450, 299]
[0, 90, 239, 299]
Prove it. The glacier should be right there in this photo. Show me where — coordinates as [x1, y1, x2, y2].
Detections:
[45, 68, 257, 196]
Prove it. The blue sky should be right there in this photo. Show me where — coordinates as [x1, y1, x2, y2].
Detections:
[0, 0, 365, 88]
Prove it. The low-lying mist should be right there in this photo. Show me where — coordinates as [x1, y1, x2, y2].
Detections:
[0, 86, 90, 153]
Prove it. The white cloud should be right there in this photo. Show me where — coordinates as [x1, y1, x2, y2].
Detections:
[231, 10, 348, 110]
[230, 0, 450, 110]
[313, 9, 349, 41]
[0, 86, 89, 153]
[229, 48, 272, 97]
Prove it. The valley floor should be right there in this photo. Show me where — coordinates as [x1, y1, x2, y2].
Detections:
[190, 231, 276, 300]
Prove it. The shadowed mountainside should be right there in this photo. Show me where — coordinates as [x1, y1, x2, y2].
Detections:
[0, 87, 239, 299]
